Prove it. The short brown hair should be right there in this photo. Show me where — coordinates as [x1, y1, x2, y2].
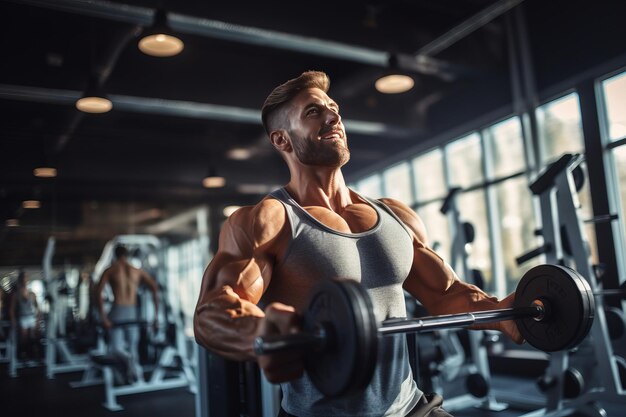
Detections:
[261, 71, 330, 134]
[114, 245, 128, 259]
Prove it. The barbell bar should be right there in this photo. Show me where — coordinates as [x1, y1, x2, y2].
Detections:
[254, 264, 596, 397]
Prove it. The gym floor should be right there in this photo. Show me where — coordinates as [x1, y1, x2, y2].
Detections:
[0, 365, 196, 417]
[1, 364, 623, 417]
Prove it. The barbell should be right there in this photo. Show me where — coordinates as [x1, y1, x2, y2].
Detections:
[254, 264, 597, 397]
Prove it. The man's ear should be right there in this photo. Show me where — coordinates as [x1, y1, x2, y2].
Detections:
[270, 130, 292, 152]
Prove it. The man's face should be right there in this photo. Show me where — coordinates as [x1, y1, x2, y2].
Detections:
[286, 88, 349, 167]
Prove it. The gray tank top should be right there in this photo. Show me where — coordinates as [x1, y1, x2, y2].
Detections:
[268, 188, 421, 417]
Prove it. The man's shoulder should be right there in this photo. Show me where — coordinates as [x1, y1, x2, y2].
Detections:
[228, 196, 285, 226]
[376, 197, 416, 217]
[225, 197, 287, 246]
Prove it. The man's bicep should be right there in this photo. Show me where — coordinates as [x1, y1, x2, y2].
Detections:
[198, 201, 284, 305]
[201, 251, 272, 305]
[403, 245, 458, 312]
[199, 217, 273, 305]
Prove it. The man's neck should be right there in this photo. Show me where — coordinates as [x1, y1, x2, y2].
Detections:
[286, 166, 352, 211]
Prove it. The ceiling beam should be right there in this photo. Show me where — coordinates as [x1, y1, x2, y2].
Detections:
[0, 84, 418, 137]
[416, 0, 526, 57]
[10, 0, 458, 78]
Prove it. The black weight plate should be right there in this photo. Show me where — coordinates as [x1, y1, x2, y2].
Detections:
[563, 367, 584, 398]
[303, 279, 378, 397]
[466, 373, 489, 398]
[514, 264, 594, 352]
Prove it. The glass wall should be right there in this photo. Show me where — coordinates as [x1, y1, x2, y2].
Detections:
[601, 71, 626, 261]
[484, 118, 536, 292]
[602, 72, 626, 142]
[356, 174, 384, 199]
[412, 149, 447, 201]
[412, 149, 450, 261]
[536, 93, 585, 163]
[446, 133, 484, 189]
[444, 134, 493, 289]
[382, 162, 413, 205]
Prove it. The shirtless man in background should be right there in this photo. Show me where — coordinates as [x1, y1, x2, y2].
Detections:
[96, 245, 159, 383]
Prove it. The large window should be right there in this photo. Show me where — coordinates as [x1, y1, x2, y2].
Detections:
[610, 147, 626, 246]
[416, 201, 451, 263]
[356, 174, 384, 199]
[602, 72, 626, 142]
[602, 70, 626, 258]
[382, 162, 413, 205]
[412, 149, 447, 201]
[493, 177, 539, 291]
[484, 117, 536, 292]
[536, 93, 585, 164]
[445, 133, 484, 189]
[456, 189, 493, 291]
[412, 149, 449, 260]
[485, 118, 526, 178]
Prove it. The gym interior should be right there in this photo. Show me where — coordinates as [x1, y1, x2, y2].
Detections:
[1, 1, 625, 416]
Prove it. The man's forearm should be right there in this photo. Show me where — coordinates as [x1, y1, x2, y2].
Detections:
[194, 287, 264, 361]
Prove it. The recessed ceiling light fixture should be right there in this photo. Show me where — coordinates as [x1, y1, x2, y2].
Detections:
[6, 219, 19, 227]
[139, 9, 184, 57]
[22, 200, 41, 209]
[226, 147, 253, 160]
[33, 166, 57, 178]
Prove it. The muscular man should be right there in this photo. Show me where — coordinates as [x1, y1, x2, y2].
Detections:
[194, 71, 522, 417]
[96, 245, 159, 383]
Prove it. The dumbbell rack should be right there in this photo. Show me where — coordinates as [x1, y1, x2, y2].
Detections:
[516, 154, 625, 417]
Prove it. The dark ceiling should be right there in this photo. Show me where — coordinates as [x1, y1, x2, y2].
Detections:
[1, 0, 625, 266]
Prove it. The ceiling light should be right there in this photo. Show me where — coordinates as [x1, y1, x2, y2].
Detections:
[6, 219, 19, 227]
[33, 167, 57, 178]
[223, 205, 241, 217]
[76, 77, 112, 113]
[203, 176, 226, 188]
[375, 54, 415, 94]
[22, 200, 41, 209]
[139, 9, 184, 57]
[76, 95, 112, 113]
[375, 74, 414, 94]
[203, 161, 225, 188]
[226, 148, 253, 160]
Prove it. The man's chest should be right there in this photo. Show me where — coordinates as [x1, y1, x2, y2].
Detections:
[303, 203, 378, 234]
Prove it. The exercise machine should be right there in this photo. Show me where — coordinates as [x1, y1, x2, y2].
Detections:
[44, 237, 93, 379]
[71, 235, 197, 411]
[515, 153, 626, 417]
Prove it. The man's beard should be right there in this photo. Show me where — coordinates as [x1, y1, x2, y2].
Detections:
[291, 132, 350, 167]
